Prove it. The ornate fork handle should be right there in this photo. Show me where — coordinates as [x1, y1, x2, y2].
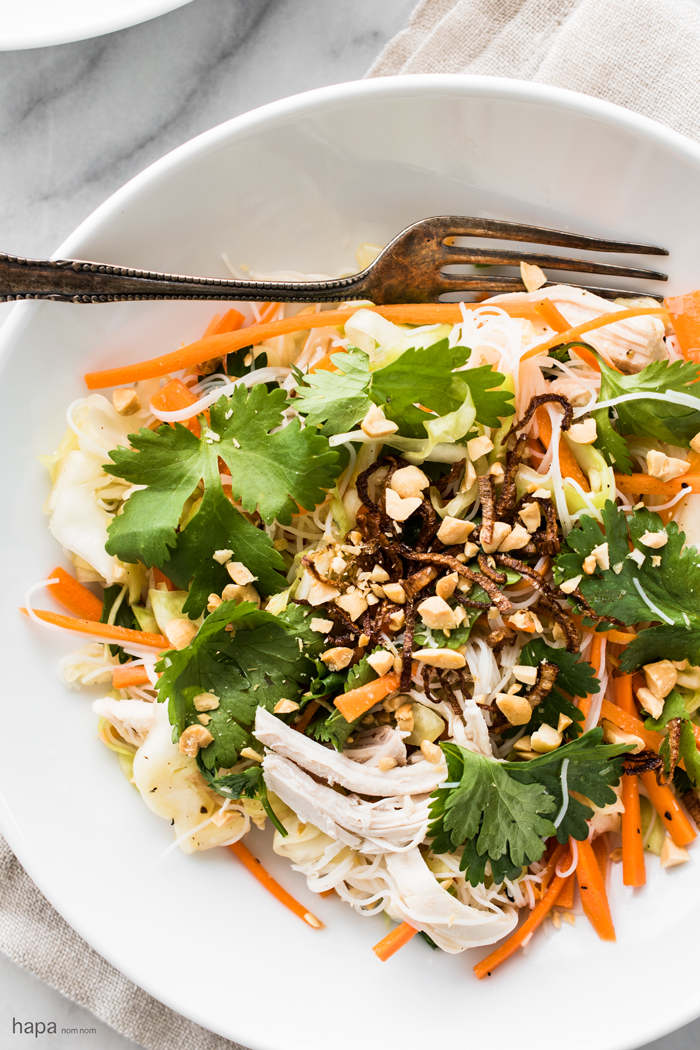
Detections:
[0, 252, 372, 304]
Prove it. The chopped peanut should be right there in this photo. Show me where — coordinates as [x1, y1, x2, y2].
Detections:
[460, 458, 477, 492]
[520, 260, 547, 292]
[417, 595, 457, 630]
[498, 524, 531, 552]
[559, 574, 582, 594]
[691, 432, 700, 455]
[518, 502, 541, 533]
[436, 515, 475, 545]
[420, 739, 443, 764]
[310, 617, 334, 633]
[489, 462, 505, 482]
[227, 561, 257, 586]
[165, 618, 198, 650]
[378, 756, 398, 772]
[222, 582, 261, 607]
[636, 686, 664, 720]
[370, 564, 390, 582]
[335, 592, 368, 621]
[463, 541, 479, 558]
[639, 530, 668, 549]
[383, 582, 407, 604]
[274, 699, 300, 714]
[466, 435, 494, 460]
[178, 724, 214, 757]
[646, 449, 690, 483]
[495, 693, 532, 726]
[582, 554, 597, 575]
[530, 723, 563, 753]
[643, 659, 677, 699]
[193, 691, 220, 712]
[321, 646, 354, 672]
[360, 403, 399, 439]
[390, 465, 430, 500]
[507, 610, 543, 633]
[207, 593, 223, 612]
[385, 488, 422, 521]
[212, 549, 233, 565]
[660, 835, 690, 869]
[413, 648, 466, 669]
[112, 387, 142, 416]
[512, 665, 538, 685]
[557, 713, 573, 733]
[240, 747, 264, 763]
[601, 719, 644, 753]
[395, 703, 414, 732]
[567, 418, 597, 444]
[367, 650, 394, 676]
[481, 521, 511, 554]
[436, 572, 459, 600]
[591, 542, 610, 570]
[197, 713, 211, 725]
[388, 610, 405, 631]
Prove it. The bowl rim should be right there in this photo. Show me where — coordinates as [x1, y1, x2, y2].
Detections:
[3, 73, 700, 1050]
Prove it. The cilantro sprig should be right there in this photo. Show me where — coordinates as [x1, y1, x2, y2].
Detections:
[556, 501, 700, 671]
[105, 386, 339, 615]
[592, 357, 700, 474]
[428, 730, 628, 885]
[195, 761, 287, 836]
[293, 342, 515, 438]
[156, 600, 324, 768]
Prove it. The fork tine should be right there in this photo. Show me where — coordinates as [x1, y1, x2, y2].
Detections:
[426, 216, 668, 256]
[434, 273, 664, 300]
[440, 246, 666, 282]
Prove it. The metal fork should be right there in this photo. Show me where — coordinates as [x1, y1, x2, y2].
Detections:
[0, 216, 668, 305]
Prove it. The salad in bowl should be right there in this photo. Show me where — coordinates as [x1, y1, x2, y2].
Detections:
[26, 269, 700, 976]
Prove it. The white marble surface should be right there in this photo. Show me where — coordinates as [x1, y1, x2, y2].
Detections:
[1, 1, 700, 1048]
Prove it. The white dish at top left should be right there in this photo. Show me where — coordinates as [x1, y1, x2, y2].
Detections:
[0, 0, 194, 51]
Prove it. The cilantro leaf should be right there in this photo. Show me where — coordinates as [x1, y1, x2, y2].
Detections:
[593, 358, 700, 474]
[213, 387, 339, 525]
[105, 384, 339, 614]
[506, 729, 628, 842]
[293, 341, 515, 439]
[428, 743, 557, 880]
[429, 730, 628, 884]
[292, 348, 372, 435]
[621, 625, 700, 672]
[516, 638, 599, 739]
[557, 502, 700, 643]
[156, 600, 319, 767]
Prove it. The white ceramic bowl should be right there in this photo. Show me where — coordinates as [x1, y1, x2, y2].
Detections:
[1, 76, 699, 1050]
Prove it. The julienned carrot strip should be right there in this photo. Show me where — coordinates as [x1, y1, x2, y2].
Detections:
[84, 303, 545, 389]
[112, 664, 151, 689]
[592, 833, 609, 884]
[46, 566, 103, 621]
[334, 670, 401, 722]
[535, 299, 570, 333]
[665, 291, 700, 357]
[474, 843, 568, 978]
[614, 473, 700, 496]
[372, 921, 418, 961]
[228, 841, 323, 929]
[535, 406, 590, 491]
[577, 634, 604, 722]
[21, 607, 171, 650]
[615, 674, 646, 886]
[521, 307, 669, 361]
[599, 698, 663, 751]
[309, 352, 338, 374]
[576, 837, 615, 941]
[150, 378, 201, 436]
[639, 772, 697, 847]
[621, 775, 646, 886]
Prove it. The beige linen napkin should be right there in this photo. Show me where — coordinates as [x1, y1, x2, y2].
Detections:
[5, 1, 700, 1047]
[368, 0, 700, 144]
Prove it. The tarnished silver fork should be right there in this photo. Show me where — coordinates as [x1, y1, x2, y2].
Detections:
[0, 215, 668, 305]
